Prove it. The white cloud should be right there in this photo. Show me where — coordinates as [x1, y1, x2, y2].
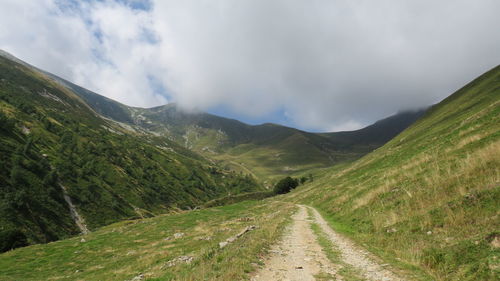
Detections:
[1, 0, 499, 131]
[0, 0, 166, 107]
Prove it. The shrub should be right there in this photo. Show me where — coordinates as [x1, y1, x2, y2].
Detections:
[299, 176, 307, 184]
[0, 112, 15, 132]
[273, 176, 299, 194]
[0, 229, 28, 253]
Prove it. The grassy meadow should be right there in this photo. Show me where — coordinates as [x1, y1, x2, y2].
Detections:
[0, 199, 295, 281]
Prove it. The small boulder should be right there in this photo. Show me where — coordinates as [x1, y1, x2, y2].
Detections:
[386, 228, 397, 233]
[196, 236, 212, 241]
[162, 255, 194, 268]
[178, 256, 193, 264]
[130, 273, 144, 281]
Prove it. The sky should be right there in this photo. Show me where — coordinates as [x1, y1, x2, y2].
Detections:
[1, 0, 499, 132]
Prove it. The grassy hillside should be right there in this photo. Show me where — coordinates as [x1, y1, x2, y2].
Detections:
[0, 199, 295, 281]
[292, 65, 500, 280]
[0, 55, 260, 252]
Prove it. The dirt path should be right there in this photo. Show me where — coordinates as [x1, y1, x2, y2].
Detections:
[307, 206, 404, 281]
[252, 205, 405, 281]
[252, 205, 338, 281]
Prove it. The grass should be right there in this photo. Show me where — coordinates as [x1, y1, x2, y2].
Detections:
[207, 143, 334, 184]
[202, 191, 275, 208]
[0, 199, 295, 281]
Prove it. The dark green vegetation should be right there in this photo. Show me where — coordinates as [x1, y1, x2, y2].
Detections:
[0, 55, 260, 251]
[273, 176, 300, 194]
[294, 65, 500, 280]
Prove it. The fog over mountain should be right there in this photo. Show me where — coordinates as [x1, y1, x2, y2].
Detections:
[1, 0, 499, 131]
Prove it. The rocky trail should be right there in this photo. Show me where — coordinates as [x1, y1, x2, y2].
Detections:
[252, 205, 405, 281]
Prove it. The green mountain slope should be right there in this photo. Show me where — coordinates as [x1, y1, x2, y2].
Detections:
[0, 55, 260, 252]
[21, 51, 423, 182]
[127, 105, 425, 181]
[130, 105, 350, 180]
[294, 65, 500, 280]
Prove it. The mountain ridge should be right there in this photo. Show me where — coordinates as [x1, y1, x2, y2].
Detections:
[0, 48, 428, 181]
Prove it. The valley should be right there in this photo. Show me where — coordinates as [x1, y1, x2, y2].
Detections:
[46, 67, 426, 183]
[0, 49, 498, 281]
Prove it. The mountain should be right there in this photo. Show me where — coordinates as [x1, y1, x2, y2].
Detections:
[321, 108, 427, 148]
[129, 105, 426, 181]
[0, 53, 261, 252]
[0, 59, 497, 281]
[0, 50, 428, 252]
[294, 65, 500, 280]
[18, 52, 424, 182]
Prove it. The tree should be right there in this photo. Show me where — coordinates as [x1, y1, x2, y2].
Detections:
[273, 176, 299, 194]
[9, 165, 22, 186]
[23, 137, 33, 156]
[0, 229, 28, 253]
[299, 176, 307, 184]
[0, 112, 15, 132]
[42, 171, 58, 186]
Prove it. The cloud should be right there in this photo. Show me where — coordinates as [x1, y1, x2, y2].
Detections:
[1, 0, 499, 131]
[0, 0, 166, 107]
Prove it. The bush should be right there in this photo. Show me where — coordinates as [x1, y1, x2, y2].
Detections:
[299, 176, 307, 184]
[0, 112, 15, 132]
[0, 229, 28, 253]
[273, 176, 299, 194]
